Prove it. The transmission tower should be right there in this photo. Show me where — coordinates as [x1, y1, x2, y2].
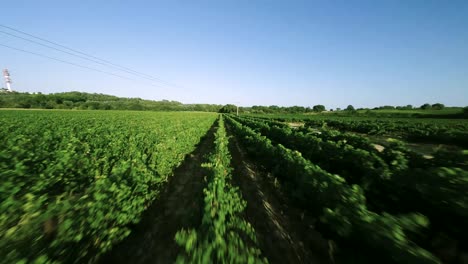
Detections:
[3, 69, 12, 92]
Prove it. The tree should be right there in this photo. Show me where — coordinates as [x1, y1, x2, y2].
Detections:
[420, 103, 432, 110]
[431, 103, 445, 110]
[287, 106, 305, 113]
[44, 100, 57, 109]
[63, 100, 74, 109]
[312, 105, 326, 112]
[268, 105, 279, 111]
[219, 104, 237, 113]
[346, 105, 355, 111]
[0, 91, 223, 112]
[379, 105, 395, 110]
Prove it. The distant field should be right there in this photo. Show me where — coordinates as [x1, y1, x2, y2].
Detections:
[243, 107, 466, 121]
[355, 107, 463, 115]
[245, 113, 468, 124]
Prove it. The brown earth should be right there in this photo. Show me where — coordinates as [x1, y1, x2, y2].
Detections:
[99, 124, 217, 264]
[226, 125, 334, 264]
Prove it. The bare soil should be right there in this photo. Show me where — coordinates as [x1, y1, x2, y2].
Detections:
[226, 126, 333, 264]
[99, 124, 217, 264]
[287, 122, 305, 129]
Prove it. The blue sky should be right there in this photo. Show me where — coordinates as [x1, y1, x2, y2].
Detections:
[1, 0, 467, 108]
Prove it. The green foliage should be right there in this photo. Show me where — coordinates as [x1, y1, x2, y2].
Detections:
[431, 103, 445, 110]
[234, 116, 390, 188]
[245, 115, 468, 237]
[218, 104, 238, 113]
[394, 105, 413, 110]
[304, 118, 468, 147]
[238, 114, 468, 261]
[175, 116, 266, 264]
[0, 91, 222, 112]
[375, 105, 395, 110]
[312, 104, 326, 112]
[420, 103, 432, 110]
[387, 167, 468, 236]
[2, 106, 466, 263]
[240, 105, 314, 114]
[226, 115, 441, 264]
[0, 110, 217, 263]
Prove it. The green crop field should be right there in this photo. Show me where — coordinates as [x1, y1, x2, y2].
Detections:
[1, 110, 467, 264]
[357, 108, 463, 115]
[0, 110, 217, 263]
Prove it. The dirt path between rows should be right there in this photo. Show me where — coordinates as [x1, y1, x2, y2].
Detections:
[99, 124, 217, 264]
[226, 125, 333, 264]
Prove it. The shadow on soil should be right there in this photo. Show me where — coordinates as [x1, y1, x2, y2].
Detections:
[226, 124, 333, 264]
[99, 123, 217, 264]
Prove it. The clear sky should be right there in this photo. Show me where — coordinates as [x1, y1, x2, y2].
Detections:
[1, 0, 467, 108]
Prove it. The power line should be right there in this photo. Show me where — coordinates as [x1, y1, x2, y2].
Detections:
[0, 31, 124, 71]
[0, 42, 167, 87]
[0, 24, 184, 89]
[0, 24, 171, 84]
[0, 30, 161, 84]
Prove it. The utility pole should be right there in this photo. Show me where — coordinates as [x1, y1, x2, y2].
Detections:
[234, 101, 240, 116]
[3, 69, 12, 92]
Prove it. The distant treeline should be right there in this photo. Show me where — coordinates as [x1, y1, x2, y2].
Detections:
[370, 103, 445, 110]
[220, 104, 328, 114]
[1, 91, 467, 117]
[221, 103, 466, 113]
[0, 91, 222, 112]
[220, 104, 468, 118]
